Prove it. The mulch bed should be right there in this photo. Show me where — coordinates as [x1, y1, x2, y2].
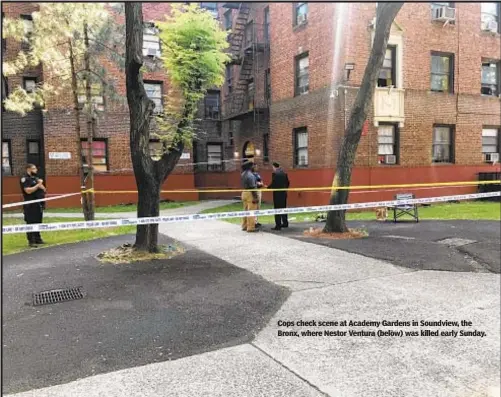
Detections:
[303, 227, 367, 240]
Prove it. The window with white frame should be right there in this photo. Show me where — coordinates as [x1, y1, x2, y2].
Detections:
[378, 125, 398, 164]
[432, 126, 454, 163]
[207, 144, 223, 171]
[2, 140, 12, 175]
[481, 3, 500, 32]
[378, 46, 396, 87]
[143, 22, 161, 57]
[294, 127, 308, 167]
[482, 128, 499, 156]
[144, 81, 163, 114]
[295, 53, 309, 96]
[481, 60, 499, 96]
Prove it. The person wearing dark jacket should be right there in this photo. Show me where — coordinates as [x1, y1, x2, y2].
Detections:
[20, 163, 47, 247]
[267, 162, 290, 230]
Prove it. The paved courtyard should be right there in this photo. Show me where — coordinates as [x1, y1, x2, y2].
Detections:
[3, 208, 500, 397]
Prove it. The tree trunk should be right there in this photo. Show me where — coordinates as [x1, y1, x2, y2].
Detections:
[135, 178, 161, 252]
[83, 22, 96, 221]
[323, 2, 403, 233]
[68, 39, 93, 221]
[125, 3, 200, 252]
[125, 3, 157, 252]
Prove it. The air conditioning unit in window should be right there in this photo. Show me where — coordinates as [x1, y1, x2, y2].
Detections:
[432, 6, 456, 22]
[297, 13, 307, 25]
[384, 154, 397, 165]
[484, 153, 500, 163]
[483, 20, 499, 33]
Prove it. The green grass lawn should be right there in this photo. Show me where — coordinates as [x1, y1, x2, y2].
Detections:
[2, 217, 135, 256]
[4, 200, 199, 215]
[201, 201, 501, 225]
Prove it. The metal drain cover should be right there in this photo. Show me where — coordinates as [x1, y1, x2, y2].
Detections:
[436, 238, 476, 247]
[33, 287, 85, 306]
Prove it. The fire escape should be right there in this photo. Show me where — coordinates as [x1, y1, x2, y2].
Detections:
[222, 3, 270, 121]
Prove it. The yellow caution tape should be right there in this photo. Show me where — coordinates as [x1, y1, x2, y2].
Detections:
[83, 180, 501, 194]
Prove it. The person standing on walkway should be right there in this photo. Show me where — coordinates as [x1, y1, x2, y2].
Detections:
[267, 162, 290, 231]
[241, 160, 260, 233]
[20, 164, 46, 247]
[252, 163, 263, 227]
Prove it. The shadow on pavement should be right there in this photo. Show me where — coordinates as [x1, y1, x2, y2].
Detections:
[2, 234, 290, 394]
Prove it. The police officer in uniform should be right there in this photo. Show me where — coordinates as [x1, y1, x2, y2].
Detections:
[20, 164, 46, 247]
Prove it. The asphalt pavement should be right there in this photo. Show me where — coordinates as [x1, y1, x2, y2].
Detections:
[2, 234, 289, 394]
[4, 213, 500, 397]
[264, 219, 501, 274]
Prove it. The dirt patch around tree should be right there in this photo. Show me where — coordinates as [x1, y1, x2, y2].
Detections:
[303, 227, 368, 240]
[97, 243, 185, 264]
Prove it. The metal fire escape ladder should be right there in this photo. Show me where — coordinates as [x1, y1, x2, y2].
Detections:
[227, 3, 250, 64]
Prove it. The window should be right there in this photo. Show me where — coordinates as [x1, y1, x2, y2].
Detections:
[431, 53, 454, 93]
[295, 53, 309, 96]
[432, 126, 454, 163]
[481, 61, 499, 96]
[224, 10, 232, 30]
[263, 133, 269, 162]
[431, 2, 455, 18]
[2, 75, 7, 103]
[149, 140, 163, 160]
[377, 125, 399, 164]
[81, 139, 108, 172]
[228, 130, 234, 147]
[2, 140, 12, 175]
[294, 127, 308, 167]
[226, 65, 233, 94]
[27, 139, 41, 169]
[265, 68, 271, 103]
[204, 90, 220, 119]
[378, 46, 396, 87]
[201, 2, 218, 18]
[481, 3, 500, 32]
[207, 144, 223, 171]
[482, 128, 499, 156]
[143, 22, 161, 57]
[264, 7, 270, 43]
[144, 81, 163, 113]
[244, 21, 254, 48]
[294, 2, 308, 26]
[2, 13, 6, 53]
[21, 15, 33, 50]
[77, 80, 104, 111]
[23, 77, 37, 93]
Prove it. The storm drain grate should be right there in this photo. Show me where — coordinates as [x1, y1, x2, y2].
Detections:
[33, 287, 85, 306]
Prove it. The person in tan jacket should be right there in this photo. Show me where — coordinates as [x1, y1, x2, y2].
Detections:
[240, 160, 260, 232]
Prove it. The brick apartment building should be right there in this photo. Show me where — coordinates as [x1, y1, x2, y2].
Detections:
[2, 2, 501, 208]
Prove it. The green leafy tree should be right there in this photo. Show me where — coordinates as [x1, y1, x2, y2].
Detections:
[2, 3, 125, 221]
[323, 3, 403, 233]
[125, 3, 229, 252]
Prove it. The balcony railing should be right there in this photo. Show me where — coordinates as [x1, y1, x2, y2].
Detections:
[373, 87, 405, 126]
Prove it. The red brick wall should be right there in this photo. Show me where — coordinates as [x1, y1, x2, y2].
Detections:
[268, 2, 501, 171]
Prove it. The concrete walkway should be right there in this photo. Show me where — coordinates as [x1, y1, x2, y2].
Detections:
[8, 218, 500, 397]
[2, 199, 237, 219]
